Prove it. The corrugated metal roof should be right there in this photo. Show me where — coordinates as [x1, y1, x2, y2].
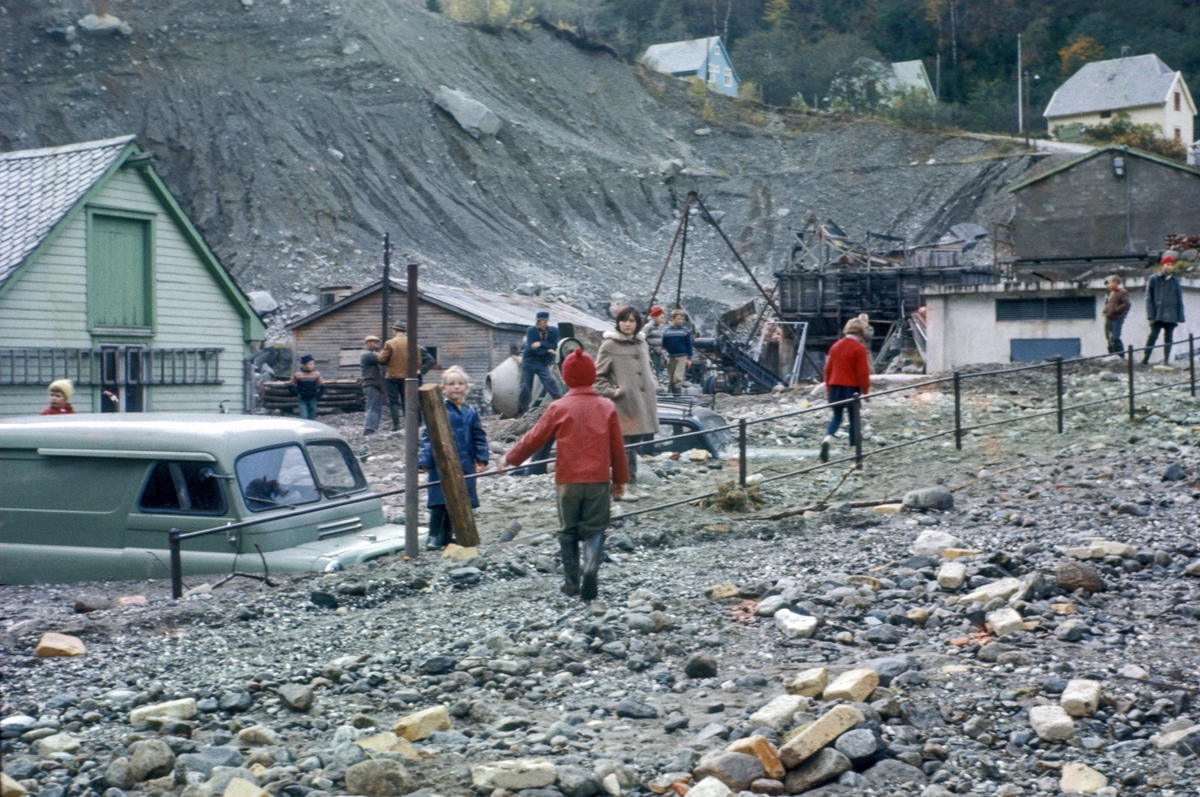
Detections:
[1044, 54, 1184, 118]
[0, 135, 136, 290]
[643, 37, 720, 76]
[288, 279, 613, 332]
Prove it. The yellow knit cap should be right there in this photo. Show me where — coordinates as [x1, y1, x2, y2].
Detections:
[49, 379, 74, 400]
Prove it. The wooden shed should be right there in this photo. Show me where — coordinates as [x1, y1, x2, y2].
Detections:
[287, 280, 612, 384]
[0, 135, 265, 416]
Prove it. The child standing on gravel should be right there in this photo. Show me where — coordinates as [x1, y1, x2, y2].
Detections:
[419, 366, 489, 549]
[499, 348, 629, 601]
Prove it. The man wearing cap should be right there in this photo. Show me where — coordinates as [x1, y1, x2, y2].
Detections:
[518, 311, 562, 415]
[378, 320, 437, 431]
[645, 306, 666, 376]
[1143, 255, 1186, 365]
[360, 335, 384, 435]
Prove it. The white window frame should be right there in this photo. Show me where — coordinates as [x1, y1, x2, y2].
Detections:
[707, 64, 719, 84]
[724, 68, 732, 87]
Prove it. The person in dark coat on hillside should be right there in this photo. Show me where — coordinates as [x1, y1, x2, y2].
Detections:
[288, 354, 325, 420]
[1102, 275, 1131, 356]
[1143, 254, 1186, 365]
[360, 335, 384, 435]
[500, 348, 630, 601]
[517, 311, 562, 414]
[418, 366, 488, 549]
[820, 317, 872, 463]
[661, 309, 693, 395]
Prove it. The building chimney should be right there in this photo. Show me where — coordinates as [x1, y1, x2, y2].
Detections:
[1120, 45, 1131, 57]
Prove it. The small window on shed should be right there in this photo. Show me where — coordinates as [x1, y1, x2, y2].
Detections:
[1100, 110, 1112, 119]
[140, 461, 226, 514]
[1176, 91, 1182, 112]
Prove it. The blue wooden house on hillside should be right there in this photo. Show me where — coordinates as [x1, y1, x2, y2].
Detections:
[643, 36, 740, 98]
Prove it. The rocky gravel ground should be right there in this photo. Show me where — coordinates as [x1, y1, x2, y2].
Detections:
[5, 363, 1200, 797]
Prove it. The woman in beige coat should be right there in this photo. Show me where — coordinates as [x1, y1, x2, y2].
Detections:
[595, 306, 659, 485]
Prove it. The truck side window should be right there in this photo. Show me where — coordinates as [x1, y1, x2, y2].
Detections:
[139, 461, 227, 514]
[307, 440, 368, 497]
[236, 445, 321, 512]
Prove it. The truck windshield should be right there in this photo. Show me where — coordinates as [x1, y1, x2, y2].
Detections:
[306, 440, 368, 497]
[235, 445, 321, 512]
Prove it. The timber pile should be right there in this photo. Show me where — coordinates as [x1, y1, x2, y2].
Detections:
[1165, 233, 1200, 255]
[262, 379, 365, 415]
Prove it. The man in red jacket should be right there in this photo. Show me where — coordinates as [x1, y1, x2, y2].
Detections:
[499, 348, 630, 600]
[821, 317, 872, 462]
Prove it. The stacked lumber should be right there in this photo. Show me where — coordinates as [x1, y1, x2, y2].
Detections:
[1165, 234, 1200, 252]
[262, 379, 365, 415]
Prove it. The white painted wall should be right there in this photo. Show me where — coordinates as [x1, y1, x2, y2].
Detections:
[924, 280, 1200, 373]
[1049, 75, 1195, 145]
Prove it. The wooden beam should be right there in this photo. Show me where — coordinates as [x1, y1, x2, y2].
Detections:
[418, 383, 480, 547]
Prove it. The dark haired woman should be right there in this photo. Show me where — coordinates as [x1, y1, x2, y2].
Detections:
[595, 306, 659, 490]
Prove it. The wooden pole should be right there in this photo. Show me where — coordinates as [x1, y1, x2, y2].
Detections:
[418, 383, 480, 547]
[404, 264, 421, 558]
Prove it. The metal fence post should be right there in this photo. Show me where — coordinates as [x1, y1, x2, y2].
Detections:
[169, 529, 183, 600]
[738, 418, 747, 488]
[1127, 344, 1135, 420]
[1191, 334, 1196, 398]
[1055, 357, 1064, 434]
[852, 394, 863, 463]
[953, 371, 962, 450]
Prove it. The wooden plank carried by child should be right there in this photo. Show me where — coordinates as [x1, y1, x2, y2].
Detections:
[418, 384, 480, 547]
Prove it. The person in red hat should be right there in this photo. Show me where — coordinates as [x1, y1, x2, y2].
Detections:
[499, 348, 630, 601]
[1143, 254, 1186, 365]
[645, 305, 667, 376]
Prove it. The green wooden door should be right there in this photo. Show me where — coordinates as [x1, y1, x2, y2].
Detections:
[90, 215, 149, 328]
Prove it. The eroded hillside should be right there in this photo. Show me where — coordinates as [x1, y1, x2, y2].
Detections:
[3, 0, 1045, 332]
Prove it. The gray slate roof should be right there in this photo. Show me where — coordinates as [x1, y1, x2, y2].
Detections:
[643, 37, 721, 76]
[0, 135, 136, 290]
[1044, 54, 1181, 118]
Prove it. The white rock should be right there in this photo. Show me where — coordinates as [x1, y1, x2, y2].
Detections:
[1152, 724, 1200, 749]
[774, 609, 818, 639]
[37, 733, 81, 757]
[911, 529, 962, 557]
[77, 13, 132, 34]
[936, 561, 966, 590]
[1060, 680, 1101, 717]
[1060, 762, 1107, 794]
[129, 698, 197, 727]
[470, 759, 557, 791]
[433, 87, 501, 139]
[246, 291, 278, 315]
[601, 772, 622, 796]
[960, 577, 1022, 605]
[1118, 663, 1148, 679]
[986, 607, 1024, 637]
[687, 777, 733, 797]
[1029, 705, 1074, 741]
[748, 694, 810, 730]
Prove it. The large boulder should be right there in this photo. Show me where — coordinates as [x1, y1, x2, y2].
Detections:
[903, 487, 954, 511]
[433, 87, 501, 139]
[344, 759, 416, 797]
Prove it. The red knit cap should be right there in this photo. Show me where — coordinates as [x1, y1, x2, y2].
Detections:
[1162, 253, 1177, 265]
[561, 348, 596, 388]
[650, 306, 665, 317]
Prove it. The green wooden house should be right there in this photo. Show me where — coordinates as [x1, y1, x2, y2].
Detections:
[0, 135, 265, 416]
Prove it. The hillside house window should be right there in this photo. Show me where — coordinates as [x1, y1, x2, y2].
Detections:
[87, 209, 154, 332]
[1176, 92, 1182, 112]
[708, 64, 719, 84]
[995, 297, 1095, 321]
[1099, 110, 1112, 119]
[724, 68, 732, 87]
[1176, 127, 1182, 141]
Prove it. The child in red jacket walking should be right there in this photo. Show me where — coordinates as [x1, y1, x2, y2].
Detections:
[821, 317, 872, 462]
[499, 348, 630, 601]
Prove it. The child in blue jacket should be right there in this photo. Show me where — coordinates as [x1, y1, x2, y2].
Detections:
[418, 366, 489, 549]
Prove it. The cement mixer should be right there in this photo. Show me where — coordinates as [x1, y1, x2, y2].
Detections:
[484, 337, 583, 418]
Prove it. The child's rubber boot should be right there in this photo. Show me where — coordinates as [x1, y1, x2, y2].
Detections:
[559, 539, 581, 596]
[580, 534, 604, 602]
[820, 435, 833, 463]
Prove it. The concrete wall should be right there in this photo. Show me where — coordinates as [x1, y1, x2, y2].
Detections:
[924, 280, 1200, 372]
[0, 169, 249, 416]
[1010, 152, 1200, 259]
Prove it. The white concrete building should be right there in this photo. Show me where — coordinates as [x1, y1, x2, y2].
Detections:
[1044, 54, 1195, 148]
[922, 277, 1200, 373]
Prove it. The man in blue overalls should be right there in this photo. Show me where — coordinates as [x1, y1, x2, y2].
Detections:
[518, 311, 562, 415]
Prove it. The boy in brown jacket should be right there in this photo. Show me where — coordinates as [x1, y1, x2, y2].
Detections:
[1103, 275, 1131, 355]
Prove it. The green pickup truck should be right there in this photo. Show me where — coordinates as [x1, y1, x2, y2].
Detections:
[0, 414, 409, 584]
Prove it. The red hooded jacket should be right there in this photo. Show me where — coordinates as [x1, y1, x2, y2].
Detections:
[506, 387, 631, 485]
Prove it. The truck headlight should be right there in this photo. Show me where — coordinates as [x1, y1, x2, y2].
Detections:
[324, 561, 344, 573]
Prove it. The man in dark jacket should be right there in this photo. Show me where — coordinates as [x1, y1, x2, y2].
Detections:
[1143, 255, 1186, 365]
[1102, 275, 1131, 355]
[361, 335, 384, 435]
[661, 309, 693, 395]
[517, 311, 562, 414]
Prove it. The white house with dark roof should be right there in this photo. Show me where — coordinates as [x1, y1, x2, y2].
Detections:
[0, 136, 264, 415]
[1044, 54, 1195, 148]
[642, 36, 740, 97]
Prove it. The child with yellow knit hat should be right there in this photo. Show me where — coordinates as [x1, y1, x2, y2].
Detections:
[41, 380, 76, 415]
